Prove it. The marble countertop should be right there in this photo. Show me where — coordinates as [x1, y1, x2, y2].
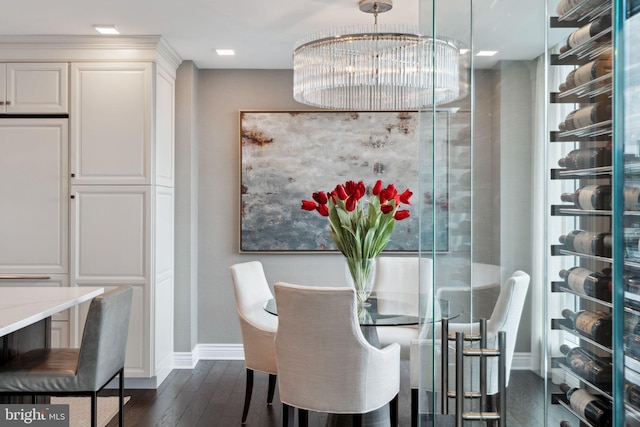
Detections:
[0, 286, 104, 337]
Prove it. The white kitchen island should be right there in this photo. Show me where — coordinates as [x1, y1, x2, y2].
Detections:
[0, 286, 104, 338]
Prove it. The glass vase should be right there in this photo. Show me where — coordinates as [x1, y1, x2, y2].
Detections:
[344, 257, 377, 307]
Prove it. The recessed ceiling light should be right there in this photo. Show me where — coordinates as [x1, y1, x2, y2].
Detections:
[94, 25, 119, 35]
[216, 49, 236, 56]
[459, 49, 470, 54]
[476, 50, 498, 57]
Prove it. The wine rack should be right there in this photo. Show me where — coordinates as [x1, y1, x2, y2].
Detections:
[546, 0, 640, 425]
[547, 0, 618, 425]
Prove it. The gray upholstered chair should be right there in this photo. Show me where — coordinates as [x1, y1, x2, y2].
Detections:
[229, 261, 278, 424]
[409, 271, 530, 427]
[0, 286, 133, 427]
[373, 256, 433, 359]
[274, 282, 400, 427]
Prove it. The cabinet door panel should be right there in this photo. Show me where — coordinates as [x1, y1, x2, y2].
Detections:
[7, 63, 69, 114]
[71, 63, 152, 185]
[0, 120, 68, 274]
[70, 186, 150, 284]
[155, 67, 174, 187]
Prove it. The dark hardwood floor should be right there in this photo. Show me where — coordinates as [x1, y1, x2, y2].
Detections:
[105, 360, 567, 427]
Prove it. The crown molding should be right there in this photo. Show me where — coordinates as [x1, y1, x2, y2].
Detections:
[0, 35, 182, 70]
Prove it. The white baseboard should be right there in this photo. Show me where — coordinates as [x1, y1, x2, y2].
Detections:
[172, 345, 532, 369]
[173, 351, 199, 369]
[511, 352, 532, 370]
[172, 343, 244, 369]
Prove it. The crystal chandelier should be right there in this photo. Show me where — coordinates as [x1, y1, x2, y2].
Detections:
[293, 0, 461, 111]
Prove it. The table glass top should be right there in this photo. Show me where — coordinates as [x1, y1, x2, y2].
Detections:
[263, 292, 462, 326]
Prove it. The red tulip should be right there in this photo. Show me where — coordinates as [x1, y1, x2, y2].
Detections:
[301, 200, 317, 211]
[372, 180, 383, 195]
[345, 197, 357, 212]
[380, 204, 394, 214]
[399, 189, 413, 205]
[335, 184, 348, 200]
[357, 181, 366, 199]
[394, 210, 410, 220]
[317, 204, 329, 217]
[380, 184, 397, 204]
[313, 192, 328, 205]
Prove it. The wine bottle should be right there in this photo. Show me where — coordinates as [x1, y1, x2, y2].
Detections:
[572, 56, 612, 87]
[625, 186, 640, 211]
[560, 344, 612, 390]
[563, 15, 612, 51]
[558, 230, 613, 258]
[559, 267, 612, 302]
[559, 383, 611, 427]
[561, 69, 576, 91]
[559, 55, 611, 92]
[561, 308, 612, 345]
[625, 334, 640, 360]
[561, 102, 611, 131]
[560, 185, 611, 210]
[557, 0, 607, 20]
[559, 344, 612, 387]
[557, 145, 612, 169]
[626, 383, 640, 411]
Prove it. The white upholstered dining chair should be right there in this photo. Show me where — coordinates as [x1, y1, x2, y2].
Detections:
[274, 282, 400, 427]
[373, 256, 433, 359]
[0, 286, 133, 427]
[409, 270, 530, 427]
[435, 262, 504, 322]
[230, 261, 278, 424]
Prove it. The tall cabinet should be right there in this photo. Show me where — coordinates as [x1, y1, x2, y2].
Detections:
[0, 36, 180, 386]
[545, 0, 640, 425]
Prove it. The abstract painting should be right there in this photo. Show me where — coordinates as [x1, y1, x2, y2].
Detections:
[239, 111, 450, 252]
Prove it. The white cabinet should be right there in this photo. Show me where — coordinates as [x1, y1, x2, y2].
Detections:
[0, 119, 68, 275]
[69, 58, 176, 383]
[70, 186, 150, 286]
[1, 63, 69, 114]
[0, 37, 179, 386]
[70, 63, 152, 186]
[69, 184, 151, 373]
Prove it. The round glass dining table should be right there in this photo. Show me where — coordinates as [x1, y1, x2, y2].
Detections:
[263, 292, 462, 327]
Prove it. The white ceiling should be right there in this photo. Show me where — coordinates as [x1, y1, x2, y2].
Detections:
[3, 0, 555, 69]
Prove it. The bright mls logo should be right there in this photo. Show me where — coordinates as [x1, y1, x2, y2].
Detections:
[0, 405, 68, 426]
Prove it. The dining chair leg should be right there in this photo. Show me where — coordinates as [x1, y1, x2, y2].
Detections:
[298, 408, 308, 427]
[90, 392, 97, 427]
[486, 393, 499, 427]
[242, 368, 254, 423]
[119, 367, 124, 427]
[411, 388, 418, 427]
[267, 374, 277, 405]
[282, 403, 295, 427]
[352, 413, 363, 427]
[389, 394, 398, 427]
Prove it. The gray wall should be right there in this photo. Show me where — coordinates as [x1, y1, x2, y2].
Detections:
[173, 66, 535, 352]
[174, 61, 199, 352]
[195, 69, 346, 344]
[498, 60, 536, 353]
